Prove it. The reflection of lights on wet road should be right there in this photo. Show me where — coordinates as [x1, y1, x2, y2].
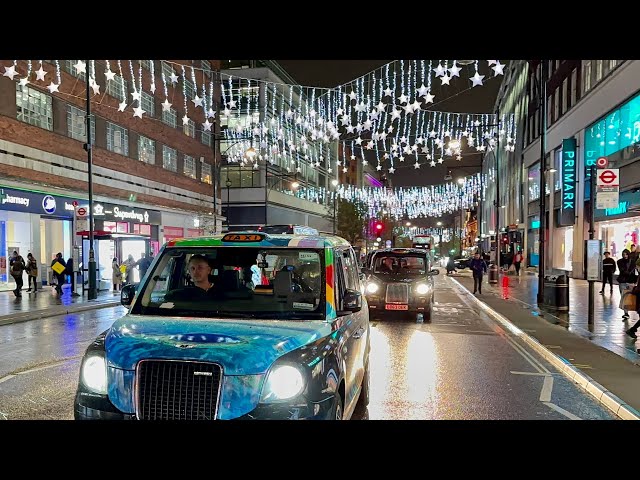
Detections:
[367, 325, 440, 419]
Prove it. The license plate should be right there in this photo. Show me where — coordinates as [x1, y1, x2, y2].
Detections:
[385, 304, 408, 310]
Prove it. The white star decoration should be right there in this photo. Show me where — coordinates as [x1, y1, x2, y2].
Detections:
[3, 65, 17, 80]
[19, 77, 28, 87]
[104, 69, 116, 82]
[470, 72, 485, 87]
[383, 87, 393, 97]
[118, 101, 127, 112]
[422, 92, 435, 104]
[91, 81, 100, 95]
[440, 75, 451, 86]
[414, 162, 421, 169]
[35, 66, 47, 81]
[131, 91, 141, 102]
[430, 160, 436, 167]
[46, 82, 59, 93]
[133, 106, 145, 118]
[192, 95, 203, 108]
[449, 63, 461, 77]
[388, 167, 395, 174]
[492, 61, 505, 76]
[434, 63, 446, 77]
[162, 99, 172, 112]
[169, 72, 178, 84]
[73, 60, 86, 74]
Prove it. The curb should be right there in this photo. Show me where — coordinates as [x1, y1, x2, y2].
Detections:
[449, 276, 640, 421]
[0, 300, 121, 327]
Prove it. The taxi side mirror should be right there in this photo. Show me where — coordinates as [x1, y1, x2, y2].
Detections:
[339, 289, 362, 315]
[121, 284, 137, 307]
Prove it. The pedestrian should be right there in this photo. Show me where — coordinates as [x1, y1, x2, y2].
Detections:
[625, 274, 640, 339]
[468, 251, 487, 294]
[65, 256, 75, 294]
[112, 257, 122, 292]
[135, 252, 153, 280]
[26, 252, 38, 293]
[617, 249, 633, 320]
[629, 244, 639, 268]
[513, 249, 523, 276]
[123, 254, 136, 285]
[9, 250, 26, 297]
[600, 251, 616, 295]
[50, 252, 66, 295]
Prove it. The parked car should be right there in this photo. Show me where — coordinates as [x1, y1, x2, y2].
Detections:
[74, 231, 370, 420]
[362, 248, 439, 322]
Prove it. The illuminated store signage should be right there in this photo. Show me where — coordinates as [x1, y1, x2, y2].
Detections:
[559, 138, 577, 226]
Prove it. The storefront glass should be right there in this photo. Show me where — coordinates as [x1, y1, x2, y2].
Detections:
[598, 217, 640, 259]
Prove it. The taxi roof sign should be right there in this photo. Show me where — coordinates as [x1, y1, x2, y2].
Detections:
[222, 233, 265, 242]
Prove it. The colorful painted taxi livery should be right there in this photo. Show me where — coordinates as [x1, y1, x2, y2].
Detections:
[74, 231, 370, 420]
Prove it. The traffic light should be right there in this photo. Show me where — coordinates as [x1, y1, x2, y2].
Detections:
[501, 233, 509, 245]
[374, 221, 384, 233]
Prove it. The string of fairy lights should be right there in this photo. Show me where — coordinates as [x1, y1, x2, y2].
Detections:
[2, 59, 504, 218]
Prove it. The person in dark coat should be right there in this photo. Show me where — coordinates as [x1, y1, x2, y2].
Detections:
[50, 252, 67, 295]
[9, 251, 26, 297]
[599, 251, 616, 295]
[468, 252, 487, 294]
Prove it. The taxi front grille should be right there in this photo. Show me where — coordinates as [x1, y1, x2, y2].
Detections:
[385, 283, 408, 304]
[136, 360, 222, 420]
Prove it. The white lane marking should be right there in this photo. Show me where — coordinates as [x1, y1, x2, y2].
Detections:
[543, 402, 582, 420]
[510, 371, 554, 376]
[0, 411, 7, 420]
[505, 336, 550, 374]
[0, 374, 17, 384]
[540, 375, 554, 402]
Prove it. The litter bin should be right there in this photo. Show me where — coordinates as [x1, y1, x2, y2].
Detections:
[488, 264, 499, 284]
[543, 273, 569, 312]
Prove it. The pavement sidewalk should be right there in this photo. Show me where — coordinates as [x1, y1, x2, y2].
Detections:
[447, 269, 640, 419]
[0, 285, 121, 326]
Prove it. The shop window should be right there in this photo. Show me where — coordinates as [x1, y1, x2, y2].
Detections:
[553, 149, 562, 191]
[561, 78, 568, 116]
[528, 162, 540, 201]
[161, 62, 175, 83]
[16, 84, 53, 131]
[570, 69, 577, 108]
[201, 130, 212, 147]
[106, 122, 129, 156]
[141, 60, 153, 71]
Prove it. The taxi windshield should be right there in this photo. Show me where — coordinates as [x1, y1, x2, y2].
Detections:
[133, 247, 325, 319]
[373, 254, 426, 275]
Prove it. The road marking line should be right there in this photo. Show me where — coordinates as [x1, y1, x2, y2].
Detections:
[540, 375, 553, 402]
[504, 335, 548, 374]
[543, 402, 582, 420]
[0, 374, 17, 384]
[510, 371, 553, 376]
[0, 411, 7, 420]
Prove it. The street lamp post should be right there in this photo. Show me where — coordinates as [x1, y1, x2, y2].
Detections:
[537, 60, 547, 305]
[437, 221, 443, 259]
[225, 178, 232, 229]
[331, 179, 339, 234]
[85, 59, 97, 300]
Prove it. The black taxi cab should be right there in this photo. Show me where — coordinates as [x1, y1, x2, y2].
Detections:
[363, 248, 439, 322]
[74, 231, 370, 420]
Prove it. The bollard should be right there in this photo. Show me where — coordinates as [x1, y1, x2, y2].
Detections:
[488, 264, 499, 284]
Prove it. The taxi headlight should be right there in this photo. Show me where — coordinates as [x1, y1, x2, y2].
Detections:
[416, 283, 430, 295]
[81, 355, 107, 394]
[366, 283, 379, 294]
[261, 365, 306, 402]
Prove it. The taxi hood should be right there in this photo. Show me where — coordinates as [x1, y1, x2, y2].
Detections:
[104, 314, 332, 375]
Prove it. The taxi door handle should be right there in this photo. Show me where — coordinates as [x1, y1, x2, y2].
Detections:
[352, 327, 365, 339]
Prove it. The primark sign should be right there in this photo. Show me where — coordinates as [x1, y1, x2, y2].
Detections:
[0, 186, 77, 217]
[559, 138, 577, 226]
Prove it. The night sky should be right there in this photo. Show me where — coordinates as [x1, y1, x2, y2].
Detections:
[276, 60, 503, 188]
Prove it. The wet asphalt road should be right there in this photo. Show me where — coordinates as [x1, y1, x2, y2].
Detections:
[0, 273, 617, 420]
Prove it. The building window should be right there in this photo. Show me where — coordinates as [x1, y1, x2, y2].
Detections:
[553, 88, 560, 123]
[571, 68, 577, 107]
[582, 61, 592, 94]
[202, 60, 211, 72]
[609, 60, 618, 70]
[107, 75, 127, 102]
[140, 91, 155, 117]
[162, 146, 177, 172]
[141, 60, 153, 70]
[553, 149, 562, 191]
[201, 162, 212, 184]
[561, 78, 568, 116]
[138, 135, 155, 164]
[106, 122, 129, 156]
[16, 84, 53, 130]
[528, 162, 540, 201]
[162, 107, 177, 128]
[64, 60, 86, 81]
[184, 80, 195, 102]
[183, 155, 196, 179]
[183, 118, 195, 137]
[547, 95, 552, 126]
[201, 130, 212, 147]
[161, 62, 175, 81]
[595, 60, 603, 83]
[67, 105, 95, 141]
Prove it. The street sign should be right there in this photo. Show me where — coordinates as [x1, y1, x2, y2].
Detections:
[596, 156, 609, 168]
[597, 169, 618, 186]
[76, 206, 88, 218]
[586, 240, 602, 281]
[596, 168, 619, 209]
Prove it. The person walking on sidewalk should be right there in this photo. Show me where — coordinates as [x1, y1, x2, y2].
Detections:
[625, 274, 640, 339]
[112, 258, 123, 292]
[600, 251, 616, 295]
[617, 249, 633, 319]
[50, 253, 66, 295]
[9, 251, 25, 297]
[468, 252, 487, 294]
[26, 253, 38, 293]
[513, 250, 523, 276]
